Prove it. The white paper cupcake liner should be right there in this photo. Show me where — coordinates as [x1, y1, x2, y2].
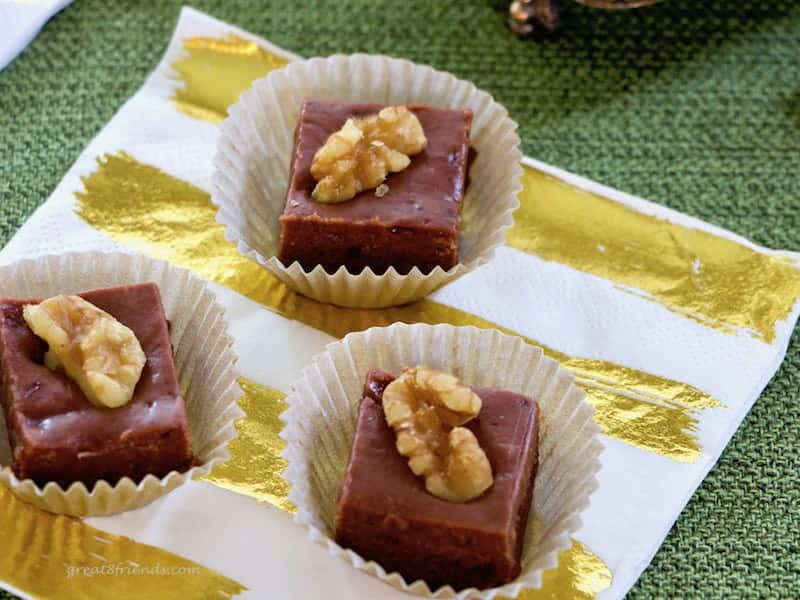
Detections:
[280, 323, 603, 599]
[212, 53, 523, 308]
[0, 252, 243, 516]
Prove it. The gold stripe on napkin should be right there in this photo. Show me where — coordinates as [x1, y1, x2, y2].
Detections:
[510, 168, 800, 344]
[203, 378, 293, 512]
[171, 35, 288, 123]
[517, 540, 613, 600]
[0, 486, 246, 598]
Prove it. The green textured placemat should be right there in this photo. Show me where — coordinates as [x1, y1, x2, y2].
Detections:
[1, 1, 798, 598]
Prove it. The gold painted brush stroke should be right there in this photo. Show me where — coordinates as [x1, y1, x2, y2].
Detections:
[204, 378, 293, 512]
[0, 486, 246, 599]
[509, 168, 800, 344]
[170, 35, 288, 123]
[520, 540, 613, 600]
[168, 37, 800, 344]
[75, 152, 720, 463]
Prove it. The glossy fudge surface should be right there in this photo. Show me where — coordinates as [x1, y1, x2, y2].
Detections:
[278, 100, 472, 275]
[335, 370, 539, 591]
[0, 283, 192, 488]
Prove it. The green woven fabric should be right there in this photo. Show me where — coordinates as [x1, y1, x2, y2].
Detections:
[1, 0, 799, 597]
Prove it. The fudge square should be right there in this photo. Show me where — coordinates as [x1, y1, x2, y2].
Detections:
[278, 99, 472, 275]
[335, 370, 539, 591]
[0, 283, 192, 489]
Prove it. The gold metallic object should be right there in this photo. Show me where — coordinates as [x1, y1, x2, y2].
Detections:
[510, 168, 800, 344]
[508, 0, 663, 37]
[0, 485, 246, 598]
[74, 153, 722, 462]
[171, 35, 288, 123]
[509, 0, 559, 36]
[203, 378, 294, 512]
[516, 539, 613, 599]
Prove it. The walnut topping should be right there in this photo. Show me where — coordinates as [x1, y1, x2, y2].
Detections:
[22, 295, 147, 409]
[383, 367, 493, 502]
[310, 106, 427, 204]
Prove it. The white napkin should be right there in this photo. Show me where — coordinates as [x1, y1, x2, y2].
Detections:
[1, 7, 799, 599]
[0, 0, 74, 71]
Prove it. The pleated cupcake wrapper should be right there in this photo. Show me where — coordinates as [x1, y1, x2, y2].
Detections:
[280, 323, 603, 599]
[212, 53, 523, 308]
[0, 252, 243, 516]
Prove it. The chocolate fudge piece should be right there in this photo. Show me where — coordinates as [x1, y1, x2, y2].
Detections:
[278, 100, 472, 275]
[336, 370, 539, 591]
[0, 283, 192, 488]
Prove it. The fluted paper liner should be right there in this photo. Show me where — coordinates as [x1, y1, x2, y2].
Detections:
[212, 54, 523, 308]
[280, 324, 603, 599]
[0, 252, 243, 516]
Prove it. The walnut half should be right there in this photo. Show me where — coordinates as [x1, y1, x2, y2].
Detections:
[23, 295, 147, 409]
[383, 367, 493, 502]
[310, 106, 427, 204]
